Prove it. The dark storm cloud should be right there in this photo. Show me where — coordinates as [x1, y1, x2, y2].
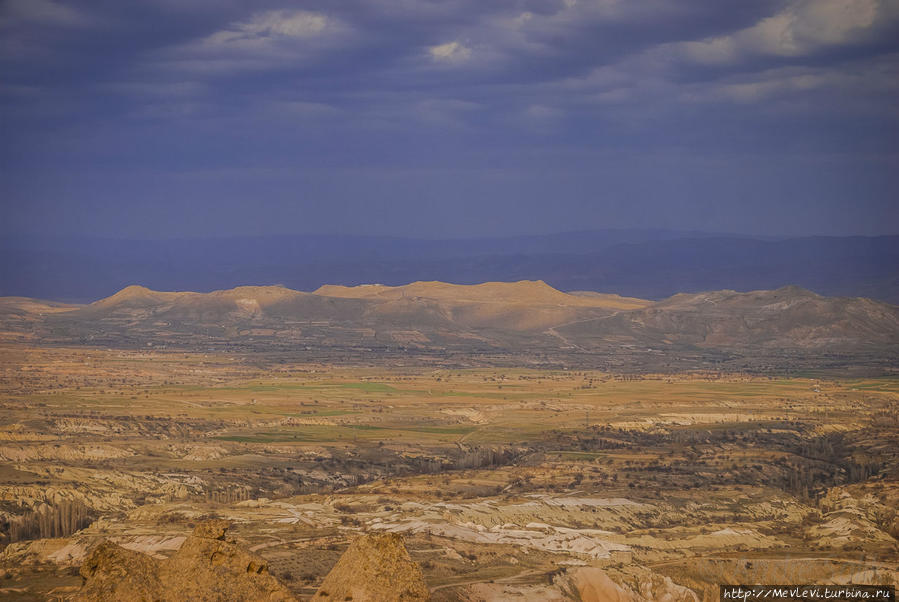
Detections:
[2, 0, 897, 237]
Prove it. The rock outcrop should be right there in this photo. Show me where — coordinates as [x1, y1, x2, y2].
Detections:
[313, 532, 430, 601]
[74, 541, 164, 601]
[455, 566, 699, 601]
[71, 520, 297, 601]
[558, 566, 699, 602]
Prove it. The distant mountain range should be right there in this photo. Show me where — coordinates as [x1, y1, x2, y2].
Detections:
[3, 280, 897, 372]
[2, 231, 897, 303]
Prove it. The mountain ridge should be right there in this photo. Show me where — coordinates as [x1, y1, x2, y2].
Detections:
[2, 281, 896, 373]
[315, 280, 649, 309]
[3, 232, 896, 303]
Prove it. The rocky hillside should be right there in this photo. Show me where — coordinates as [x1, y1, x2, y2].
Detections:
[67, 523, 708, 601]
[559, 286, 899, 349]
[72, 520, 296, 601]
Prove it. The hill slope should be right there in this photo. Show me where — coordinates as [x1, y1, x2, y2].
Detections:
[316, 280, 649, 310]
[1, 281, 896, 371]
[558, 286, 899, 351]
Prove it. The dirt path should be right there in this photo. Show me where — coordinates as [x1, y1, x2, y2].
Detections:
[544, 327, 586, 352]
[458, 427, 478, 446]
[429, 567, 545, 593]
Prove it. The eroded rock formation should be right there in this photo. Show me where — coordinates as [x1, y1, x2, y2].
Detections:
[313, 532, 430, 601]
[71, 520, 296, 601]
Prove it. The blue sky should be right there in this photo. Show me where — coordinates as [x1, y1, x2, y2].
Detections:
[2, 0, 898, 239]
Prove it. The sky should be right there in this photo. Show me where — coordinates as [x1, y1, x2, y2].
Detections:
[1, 0, 898, 240]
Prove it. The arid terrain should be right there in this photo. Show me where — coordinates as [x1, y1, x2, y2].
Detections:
[3, 280, 898, 372]
[0, 281, 897, 600]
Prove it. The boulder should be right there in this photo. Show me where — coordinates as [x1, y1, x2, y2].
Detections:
[313, 532, 430, 601]
[75, 541, 163, 601]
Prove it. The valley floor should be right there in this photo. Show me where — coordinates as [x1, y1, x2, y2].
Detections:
[0, 344, 897, 600]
